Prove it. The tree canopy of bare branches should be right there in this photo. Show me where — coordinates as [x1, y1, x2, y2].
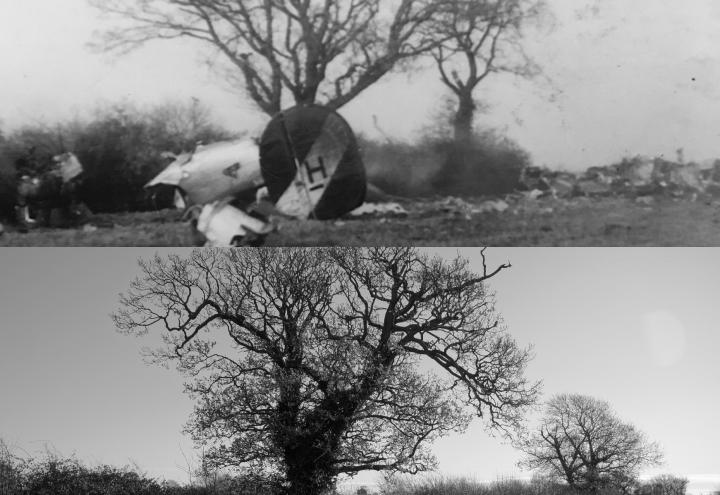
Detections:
[518, 394, 663, 494]
[431, 0, 545, 142]
[90, 0, 443, 115]
[114, 247, 539, 495]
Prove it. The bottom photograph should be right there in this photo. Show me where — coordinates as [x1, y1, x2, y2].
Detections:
[0, 247, 718, 495]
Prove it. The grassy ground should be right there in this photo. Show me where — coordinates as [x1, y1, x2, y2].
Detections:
[2, 196, 720, 246]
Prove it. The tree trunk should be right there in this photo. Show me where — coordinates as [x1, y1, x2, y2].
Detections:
[284, 444, 336, 495]
[453, 91, 476, 145]
[295, 83, 320, 107]
[281, 396, 354, 495]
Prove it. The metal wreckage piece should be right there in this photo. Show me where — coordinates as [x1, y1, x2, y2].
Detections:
[146, 104, 367, 246]
[147, 139, 264, 206]
[190, 199, 276, 247]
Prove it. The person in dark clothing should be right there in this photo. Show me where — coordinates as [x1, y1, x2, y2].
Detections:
[14, 147, 45, 228]
[14, 146, 42, 179]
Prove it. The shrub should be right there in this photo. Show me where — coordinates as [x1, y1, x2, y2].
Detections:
[21, 455, 163, 495]
[429, 131, 530, 197]
[0, 440, 25, 495]
[639, 475, 689, 495]
[358, 136, 446, 197]
[0, 438, 281, 495]
[359, 129, 530, 198]
[0, 99, 234, 219]
[73, 101, 234, 213]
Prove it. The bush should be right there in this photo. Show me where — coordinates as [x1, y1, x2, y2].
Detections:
[0, 440, 25, 495]
[0, 99, 234, 220]
[359, 136, 445, 197]
[359, 129, 529, 198]
[21, 455, 163, 495]
[639, 475, 689, 495]
[0, 439, 280, 495]
[73, 101, 234, 213]
[430, 131, 530, 197]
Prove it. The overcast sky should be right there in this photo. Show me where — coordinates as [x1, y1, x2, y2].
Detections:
[2, 1, 720, 170]
[0, 248, 718, 493]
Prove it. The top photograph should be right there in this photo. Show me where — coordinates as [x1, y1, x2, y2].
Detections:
[0, 0, 717, 247]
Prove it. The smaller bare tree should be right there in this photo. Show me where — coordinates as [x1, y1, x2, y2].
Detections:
[431, 0, 545, 143]
[641, 475, 690, 495]
[518, 394, 663, 494]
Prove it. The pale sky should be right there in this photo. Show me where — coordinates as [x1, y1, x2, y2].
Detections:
[2, 1, 720, 170]
[0, 248, 718, 492]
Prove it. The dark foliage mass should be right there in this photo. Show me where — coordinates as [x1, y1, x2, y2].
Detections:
[361, 130, 529, 197]
[430, 131, 529, 196]
[0, 441, 276, 495]
[637, 475, 689, 495]
[0, 152, 15, 222]
[0, 100, 232, 220]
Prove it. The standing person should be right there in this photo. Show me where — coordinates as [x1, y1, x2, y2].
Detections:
[14, 146, 42, 179]
[14, 146, 42, 229]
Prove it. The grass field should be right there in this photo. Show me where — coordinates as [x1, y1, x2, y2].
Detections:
[2, 195, 720, 246]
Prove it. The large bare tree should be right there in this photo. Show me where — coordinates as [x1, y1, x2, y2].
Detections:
[114, 247, 539, 495]
[431, 0, 544, 142]
[90, 0, 443, 115]
[518, 394, 663, 494]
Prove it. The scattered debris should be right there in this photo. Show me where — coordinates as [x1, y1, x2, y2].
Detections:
[525, 189, 544, 200]
[340, 154, 720, 223]
[574, 179, 612, 196]
[350, 202, 408, 217]
[635, 196, 655, 206]
[518, 155, 719, 201]
[438, 197, 476, 218]
[475, 199, 510, 213]
[618, 156, 654, 186]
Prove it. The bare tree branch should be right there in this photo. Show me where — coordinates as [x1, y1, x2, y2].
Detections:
[89, 0, 445, 115]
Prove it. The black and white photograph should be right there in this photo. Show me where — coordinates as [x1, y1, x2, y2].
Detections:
[2, 1, 720, 245]
[1, 248, 719, 494]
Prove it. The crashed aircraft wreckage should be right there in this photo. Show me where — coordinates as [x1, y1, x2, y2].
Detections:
[146, 104, 367, 246]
